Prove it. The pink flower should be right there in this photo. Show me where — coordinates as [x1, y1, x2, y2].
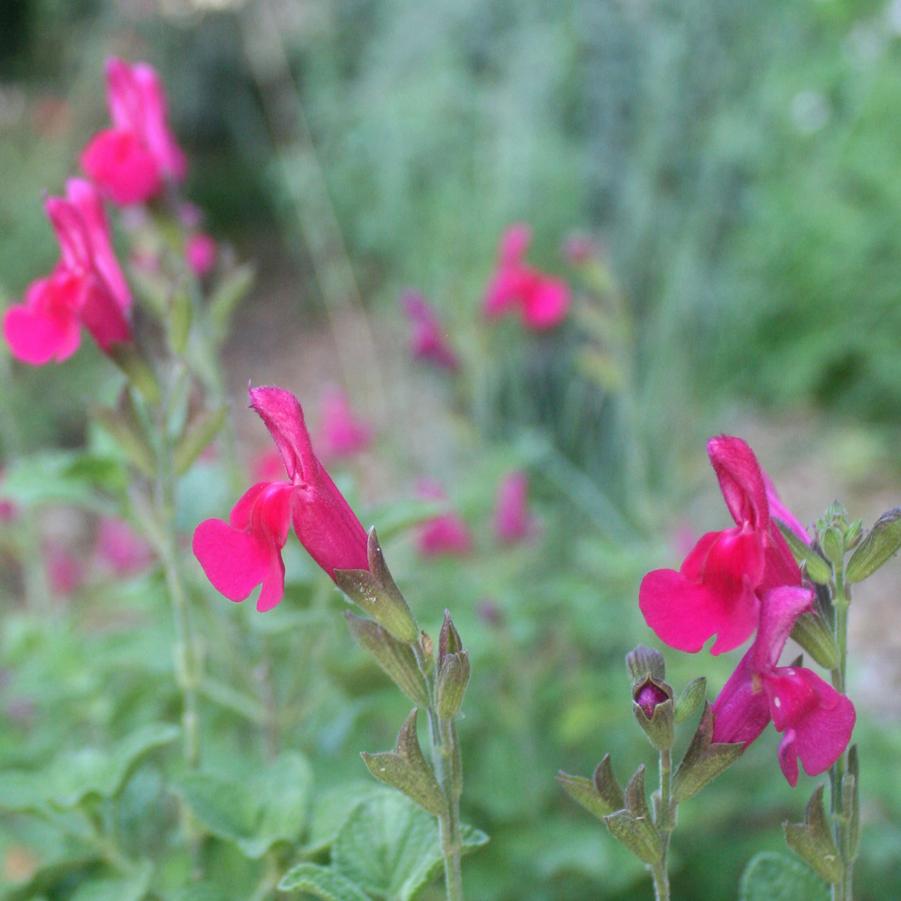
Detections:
[46, 544, 85, 596]
[712, 586, 855, 785]
[185, 233, 217, 277]
[402, 292, 459, 371]
[483, 224, 571, 330]
[251, 448, 285, 482]
[562, 233, 596, 265]
[0, 470, 17, 524]
[415, 479, 473, 557]
[4, 179, 131, 365]
[317, 387, 373, 460]
[494, 471, 537, 544]
[193, 386, 369, 611]
[95, 517, 154, 576]
[639, 436, 801, 655]
[81, 58, 186, 205]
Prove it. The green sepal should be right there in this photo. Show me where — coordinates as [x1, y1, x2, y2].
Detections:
[169, 288, 193, 355]
[776, 522, 832, 585]
[92, 392, 155, 477]
[672, 703, 743, 802]
[845, 507, 901, 583]
[783, 784, 842, 884]
[173, 405, 228, 475]
[790, 610, 839, 670]
[344, 613, 430, 707]
[436, 650, 470, 720]
[556, 756, 622, 822]
[602, 766, 662, 865]
[633, 695, 674, 752]
[674, 677, 707, 724]
[625, 645, 665, 685]
[334, 528, 419, 643]
[107, 342, 160, 405]
[360, 710, 444, 816]
[208, 263, 255, 339]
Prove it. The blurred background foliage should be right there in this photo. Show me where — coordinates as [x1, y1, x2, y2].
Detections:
[1, 1, 900, 899]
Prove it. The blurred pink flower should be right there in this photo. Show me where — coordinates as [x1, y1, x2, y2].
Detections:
[46, 544, 85, 596]
[318, 387, 373, 460]
[252, 448, 284, 482]
[763, 469, 811, 544]
[3, 179, 132, 365]
[712, 586, 855, 786]
[81, 58, 186, 205]
[484, 224, 571, 330]
[185, 233, 217, 277]
[0, 471, 16, 523]
[96, 517, 154, 576]
[193, 386, 369, 611]
[402, 291, 459, 371]
[562, 233, 596, 265]
[494, 471, 537, 544]
[639, 435, 801, 655]
[415, 479, 473, 557]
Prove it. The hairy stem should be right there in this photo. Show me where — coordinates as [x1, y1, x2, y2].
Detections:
[829, 570, 853, 901]
[414, 644, 465, 901]
[651, 747, 673, 901]
[153, 385, 202, 769]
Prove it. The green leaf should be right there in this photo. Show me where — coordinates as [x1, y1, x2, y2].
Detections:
[332, 792, 488, 900]
[0, 723, 178, 812]
[302, 782, 385, 855]
[175, 751, 313, 859]
[69, 861, 153, 901]
[278, 863, 370, 899]
[2, 451, 124, 509]
[51, 723, 179, 808]
[739, 851, 829, 901]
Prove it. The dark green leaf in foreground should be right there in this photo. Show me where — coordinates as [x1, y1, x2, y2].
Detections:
[331, 791, 488, 901]
[175, 751, 312, 858]
[278, 863, 370, 899]
[739, 851, 829, 901]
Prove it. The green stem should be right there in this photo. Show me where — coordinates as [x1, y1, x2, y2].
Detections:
[829, 570, 853, 901]
[151, 381, 202, 769]
[651, 747, 673, 901]
[414, 645, 465, 901]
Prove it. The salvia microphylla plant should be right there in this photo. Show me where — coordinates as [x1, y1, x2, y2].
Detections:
[193, 385, 480, 899]
[559, 435, 901, 900]
[2, 56, 487, 901]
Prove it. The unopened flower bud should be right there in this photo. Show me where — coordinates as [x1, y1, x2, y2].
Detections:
[632, 677, 674, 751]
[635, 680, 669, 719]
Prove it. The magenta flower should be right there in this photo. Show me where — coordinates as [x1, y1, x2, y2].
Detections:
[483, 224, 571, 331]
[46, 544, 85, 597]
[639, 435, 801, 655]
[494, 471, 537, 544]
[712, 586, 855, 785]
[402, 292, 459, 371]
[0, 470, 17, 524]
[185, 233, 217, 277]
[193, 386, 369, 611]
[415, 479, 473, 557]
[81, 58, 186, 206]
[317, 387, 373, 461]
[95, 517, 154, 576]
[4, 179, 132, 365]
